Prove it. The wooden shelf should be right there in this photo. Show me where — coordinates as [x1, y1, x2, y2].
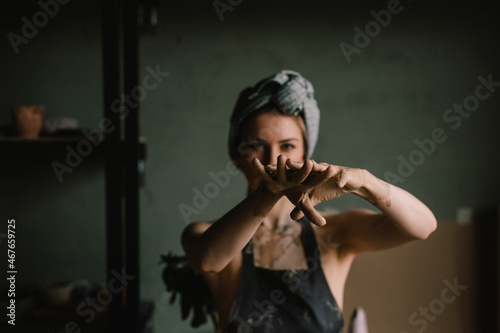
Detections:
[0, 136, 147, 160]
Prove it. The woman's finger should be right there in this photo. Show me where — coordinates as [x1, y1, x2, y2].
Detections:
[288, 160, 341, 173]
[265, 164, 277, 173]
[253, 158, 274, 182]
[288, 159, 313, 183]
[293, 194, 326, 226]
[337, 169, 348, 189]
[286, 160, 304, 170]
[303, 164, 336, 187]
[311, 161, 332, 172]
[277, 155, 287, 183]
[290, 206, 305, 220]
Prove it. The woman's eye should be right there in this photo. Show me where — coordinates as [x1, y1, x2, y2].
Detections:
[281, 144, 295, 150]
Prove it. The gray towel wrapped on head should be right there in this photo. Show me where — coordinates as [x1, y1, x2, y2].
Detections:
[229, 70, 320, 160]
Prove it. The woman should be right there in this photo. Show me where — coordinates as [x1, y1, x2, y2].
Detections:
[182, 70, 437, 332]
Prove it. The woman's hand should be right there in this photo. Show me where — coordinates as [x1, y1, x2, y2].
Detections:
[257, 157, 373, 224]
[284, 160, 370, 220]
[253, 155, 336, 226]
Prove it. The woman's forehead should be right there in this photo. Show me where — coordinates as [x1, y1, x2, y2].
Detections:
[240, 113, 305, 143]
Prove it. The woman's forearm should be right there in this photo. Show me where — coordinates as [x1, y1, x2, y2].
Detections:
[187, 185, 282, 273]
[354, 170, 437, 240]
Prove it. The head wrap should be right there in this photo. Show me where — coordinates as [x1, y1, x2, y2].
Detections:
[229, 70, 320, 160]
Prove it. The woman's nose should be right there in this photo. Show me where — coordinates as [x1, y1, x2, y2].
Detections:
[265, 147, 282, 166]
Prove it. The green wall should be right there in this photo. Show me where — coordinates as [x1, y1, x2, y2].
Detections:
[1, 1, 499, 332]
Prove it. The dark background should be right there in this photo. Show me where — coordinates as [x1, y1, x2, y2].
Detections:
[1, 0, 499, 332]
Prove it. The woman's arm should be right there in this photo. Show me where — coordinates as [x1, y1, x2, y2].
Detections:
[355, 171, 437, 241]
[182, 184, 282, 273]
[285, 161, 437, 252]
[330, 172, 437, 253]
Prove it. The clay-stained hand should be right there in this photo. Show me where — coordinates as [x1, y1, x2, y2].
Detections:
[253, 155, 336, 226]
[282, 160, 367, 220]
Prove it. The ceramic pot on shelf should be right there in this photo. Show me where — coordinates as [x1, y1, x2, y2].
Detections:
[12, 105, 45, 138]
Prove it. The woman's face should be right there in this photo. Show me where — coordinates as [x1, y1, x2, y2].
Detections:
[235, 111, 306, 191]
